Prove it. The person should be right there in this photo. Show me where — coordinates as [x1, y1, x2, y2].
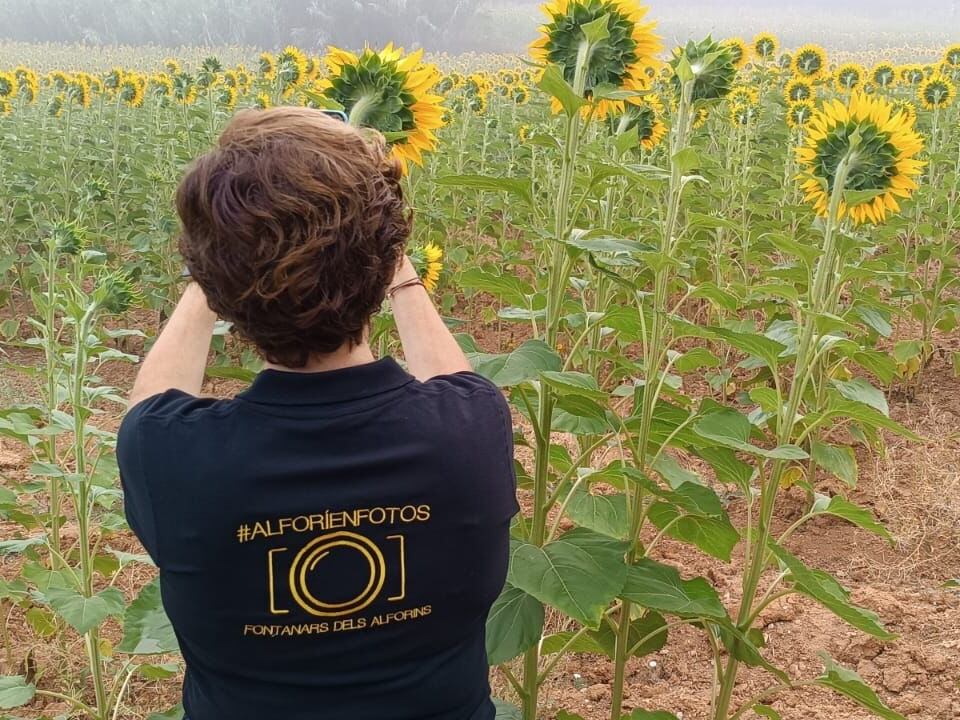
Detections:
[116, 107, 518, 720]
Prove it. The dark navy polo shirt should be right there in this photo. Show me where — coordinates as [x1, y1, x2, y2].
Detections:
[117, 358, 518, 720]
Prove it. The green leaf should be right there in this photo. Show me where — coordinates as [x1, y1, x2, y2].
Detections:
[0, 676, 35, 710]
[508, 529, 628, 627]
[694, 409, 808, 460]
[710, 328, 786, 370]
[811, 442, 858, 487]
[623, 711, 680, 720]
[674, 347, 722, 373]
[652, 454, 701, 490]
[752, 704, 782, 719]
[827, 398, 919, 441]
[138, 663, 180, 680]
[620, 558, 727, 619]
[540, 371, 606, 400]
[543, 612, 667, 660]
[672, 147, 700, 174]
[817, 496, 893, 542]
[24, 607, 56, 638]
[146, 704, 185, 720]
[843, 188, 887, 207]
[695, 447, 755, 495]
[493, 699, 524, 720]
[769, 543, 895, 639]
[565, 489, 629, 539]
[816, 654, 907, 720]
[581, 13, 611, 44]
[537, 64, 586, 117]
[47, 586, 125, 635]
[485, 584, 544, 665]
[832, 378, 889, 416]
[119, 579, 180, 655]
[459, 268, 533, 307]
[204, 365, 258, 383]
[647, 502, 740, 562]
[468, 340, 562, 388]
[434, 174, 532, 204]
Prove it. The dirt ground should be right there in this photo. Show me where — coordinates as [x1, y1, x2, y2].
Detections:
[0, 301, 959, 720]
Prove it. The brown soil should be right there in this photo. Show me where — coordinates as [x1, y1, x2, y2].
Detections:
[1, 298, 959, 720]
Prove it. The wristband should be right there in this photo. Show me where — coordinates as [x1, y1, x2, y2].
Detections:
[387, 277, 425, 300]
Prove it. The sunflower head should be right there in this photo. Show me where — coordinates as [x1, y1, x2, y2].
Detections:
[278, 45, 309, 87]
[944, 44, 960, 68]
[512, 84, 531, 105]
[530, 0, 662, 118]
[890, 98, 917, 125]
[49, 220, 87, 256]
[729, 84, 759, 107]
[791, 44, 828, 80]
[171, 73, 197, 105]
[723, 38, 751, 70]
[610, 93, 665, 150]
[899, 64, 925, 86]
[164, 58, 181, 75]
[871, 62, 897, 89]
[411, 243, 444, 293]
[215, 84, 238, 110]
[0, 72, 18, 99]
[918, 73, 956, 110]
[729, 102, 758, 126]
[255, 92, 272, 109]
[118, 75, 145, 108]
[670, 36, 737, 102]
[797, 92, 925, 225]
[47, 93, 65, 117]
[66, 76, 92, 108]
[786, 99, 815, 130]
[95, 271, 141, 315]
[318, 44, 446, 168]
[259, 52, 277, 80]
[834, 63, 864, 92]
[785, 77, 814, 103]
[753, 33, 779, 60]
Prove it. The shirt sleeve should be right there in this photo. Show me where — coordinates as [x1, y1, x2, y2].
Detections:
[115, 389, 202, 566]
[423, 372, 521, 522]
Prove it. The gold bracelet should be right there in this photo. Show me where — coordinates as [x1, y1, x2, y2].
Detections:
[387, 277, 425, 300]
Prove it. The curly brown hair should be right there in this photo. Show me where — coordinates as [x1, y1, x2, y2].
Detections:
[176, 107, 411, 368]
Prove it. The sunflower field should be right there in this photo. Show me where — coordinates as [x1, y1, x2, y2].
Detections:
[1, 2, 960, 719]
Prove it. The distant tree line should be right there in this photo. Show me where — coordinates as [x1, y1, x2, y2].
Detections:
[0, 0, 501, 52]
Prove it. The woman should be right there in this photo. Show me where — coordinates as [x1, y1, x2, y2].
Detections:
[117, 107, 518, 720]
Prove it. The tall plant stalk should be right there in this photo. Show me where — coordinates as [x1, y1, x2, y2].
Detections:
[712, 153, 855, 720]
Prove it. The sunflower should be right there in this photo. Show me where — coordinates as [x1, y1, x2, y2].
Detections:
[104, 67, 125, 90]
[785, 77, 814, 103]
[259, 52, 277, 81]
[871, 62, 897, 89]
[164, 58, 181, 75]
[611, 93, 665, 150]
[317, 44, 446, 168]
[171, 74, 197, 105]
[118, 74, 145, 108]
[899, 64, 925, 86]
[498, 69, 521, 87]
[943, 44, 960, 69]
[791, 44, 828, 81]
[753, 32, 779, 60]
[411, 243, 444, 293]
[436, 72, 463, 93]
[890, 98, 917, 125]
[255, 92, 272, 109]
[729, 84, 759, 107]
[692, 106, 710, 129]
[278, 45, 309, 87]
[512, 85, 531, 105]
[15, 66, 39, 103]
[0, 98, 11, 116]
[519, 124, 531, 141]
[66, 75, 92, 108]
[468, 93, 488, 114]
[832, 63, 862, 93]
[196, 57, 223, 89]
[786, 99, 815, 129]
[0, 72, 18, 99]
[671, 36, 737, 102]
[797, 91, 925, 225]
[723, 38, 751, 70]
[215, 84, 238, 110]
[530, 0, 663, 119]
[150, 73, 173, 98]
[47, 93, 64, 118]
[918, 73, 955, 110]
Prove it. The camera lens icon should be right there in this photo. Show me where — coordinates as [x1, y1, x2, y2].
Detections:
[288, 531, 387, 618]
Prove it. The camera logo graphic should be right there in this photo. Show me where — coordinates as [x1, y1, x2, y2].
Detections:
[267, 531, 407, 618]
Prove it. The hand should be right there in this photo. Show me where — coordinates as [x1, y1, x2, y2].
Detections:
[391, 256, 419, 287]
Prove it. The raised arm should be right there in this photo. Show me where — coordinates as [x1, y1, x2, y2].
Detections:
[128, 282, 218, 409]
[390, 256, 471, 381]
